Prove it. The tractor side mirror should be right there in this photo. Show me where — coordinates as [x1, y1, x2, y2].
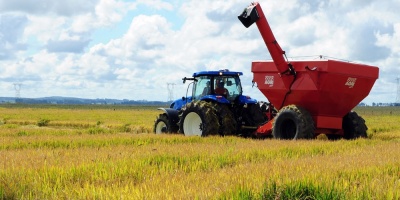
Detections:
[182, 77, 196, 83]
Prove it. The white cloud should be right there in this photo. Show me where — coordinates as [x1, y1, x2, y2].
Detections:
[136, 0, 174, 11]
[24, 15, 66, 43]
[0, 0, 398, 104]
[0, 0, 98, 16]
[0, 14, 28, 59]
[72, 0, 131, 32]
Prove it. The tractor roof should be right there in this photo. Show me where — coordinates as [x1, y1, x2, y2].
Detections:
[193, 69, 243, 77]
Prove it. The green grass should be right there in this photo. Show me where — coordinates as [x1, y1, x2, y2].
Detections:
[223, 181, 347, 200]
[1, 105, 400, 199]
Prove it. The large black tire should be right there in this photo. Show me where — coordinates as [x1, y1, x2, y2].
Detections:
[179, 101, 219, 136]
[242, 103, 268, 126]
[217, 104, 237, 136]
[342, 111, 368, 139]
[154, 114, 178, 134]
[272, 105, 314, 140]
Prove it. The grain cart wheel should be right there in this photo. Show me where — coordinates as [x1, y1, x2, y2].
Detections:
[272, 105, 314, 140]
[216, 104, 237, 136]
[342, 111, 368, 139]
[154, 114, 177, 134]
[179, 101, 219, 136]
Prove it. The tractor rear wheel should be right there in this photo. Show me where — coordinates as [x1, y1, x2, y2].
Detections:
[154, 114, 177, 134]
[217, 104, 237, 135]
[243, 103, 268, 126]
[342, 111, 368, 139]
[179, 101, 219, 136]
[272, 105, 314, 140]
[240, 103, 267, 137]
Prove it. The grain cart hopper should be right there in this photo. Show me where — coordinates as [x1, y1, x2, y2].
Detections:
[238, 2, 379, 139]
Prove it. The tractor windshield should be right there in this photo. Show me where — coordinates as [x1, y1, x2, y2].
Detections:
[193, 75, 242, 101]
[215, 76, 243, 101]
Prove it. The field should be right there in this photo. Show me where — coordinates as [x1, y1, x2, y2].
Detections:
[1, 104, 399, 199]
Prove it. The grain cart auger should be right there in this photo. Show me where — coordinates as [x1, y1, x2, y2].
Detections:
[238, 2, 379, 139]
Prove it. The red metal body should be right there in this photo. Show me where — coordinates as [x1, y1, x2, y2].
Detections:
[253, 60, 378, 134]
[239, 2, 379, 136]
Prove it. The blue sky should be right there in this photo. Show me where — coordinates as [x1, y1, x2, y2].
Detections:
[1, 0, 400, 105]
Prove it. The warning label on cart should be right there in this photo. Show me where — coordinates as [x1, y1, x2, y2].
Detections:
[345, 77, 357, 88]
[265, 76, 274, 87]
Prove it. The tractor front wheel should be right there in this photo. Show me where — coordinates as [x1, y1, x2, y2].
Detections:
[179, 101, 219, 136]
[154, 114, 177, 134]
[272, 105, 314, 140]
[342, 111, 368, 139]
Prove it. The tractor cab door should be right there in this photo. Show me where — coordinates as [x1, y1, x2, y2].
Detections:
[192, 76, 212, 100]
[192, 75, 243, 102]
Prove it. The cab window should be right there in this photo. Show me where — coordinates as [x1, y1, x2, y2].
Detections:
[193, 76, 211, 99]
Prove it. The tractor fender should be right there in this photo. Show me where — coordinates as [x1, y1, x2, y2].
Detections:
[237, 95, 258, 104]
[200, 95, 230, 104]
[157, 108, 180, 126]
[170, 96, 193, 110]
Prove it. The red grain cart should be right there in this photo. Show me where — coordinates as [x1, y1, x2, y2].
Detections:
[239, 2, 379, 139]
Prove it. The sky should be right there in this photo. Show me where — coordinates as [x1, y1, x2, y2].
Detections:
[0, 0, 399, 105]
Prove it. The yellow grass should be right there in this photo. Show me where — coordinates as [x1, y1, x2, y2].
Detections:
[1, 105, 399, 199]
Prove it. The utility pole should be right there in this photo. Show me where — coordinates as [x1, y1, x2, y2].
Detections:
[396, 78, 400, 103]
[167, 83, 176, 102]
[13, 83, 22, 99]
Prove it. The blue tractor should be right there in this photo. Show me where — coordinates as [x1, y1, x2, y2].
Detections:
[154, 69, 268, 137]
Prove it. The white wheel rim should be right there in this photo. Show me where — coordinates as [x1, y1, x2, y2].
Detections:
[155, 121, 167, 134]
[183, 112, 203, 136]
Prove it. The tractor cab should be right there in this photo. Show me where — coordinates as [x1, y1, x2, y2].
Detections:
[191, 70, 243, 102]
[171, 69, 256, 111]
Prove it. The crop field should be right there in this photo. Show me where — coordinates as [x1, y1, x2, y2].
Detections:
[1, 104, 399, 199]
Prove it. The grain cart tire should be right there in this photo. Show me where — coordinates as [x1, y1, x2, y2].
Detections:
[216, 104, 237, 135]
[179, 101, 219, 136]
[272, 105, 314, 139]
[342, 111, 368, 139]
[154, 114, 177, 134]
